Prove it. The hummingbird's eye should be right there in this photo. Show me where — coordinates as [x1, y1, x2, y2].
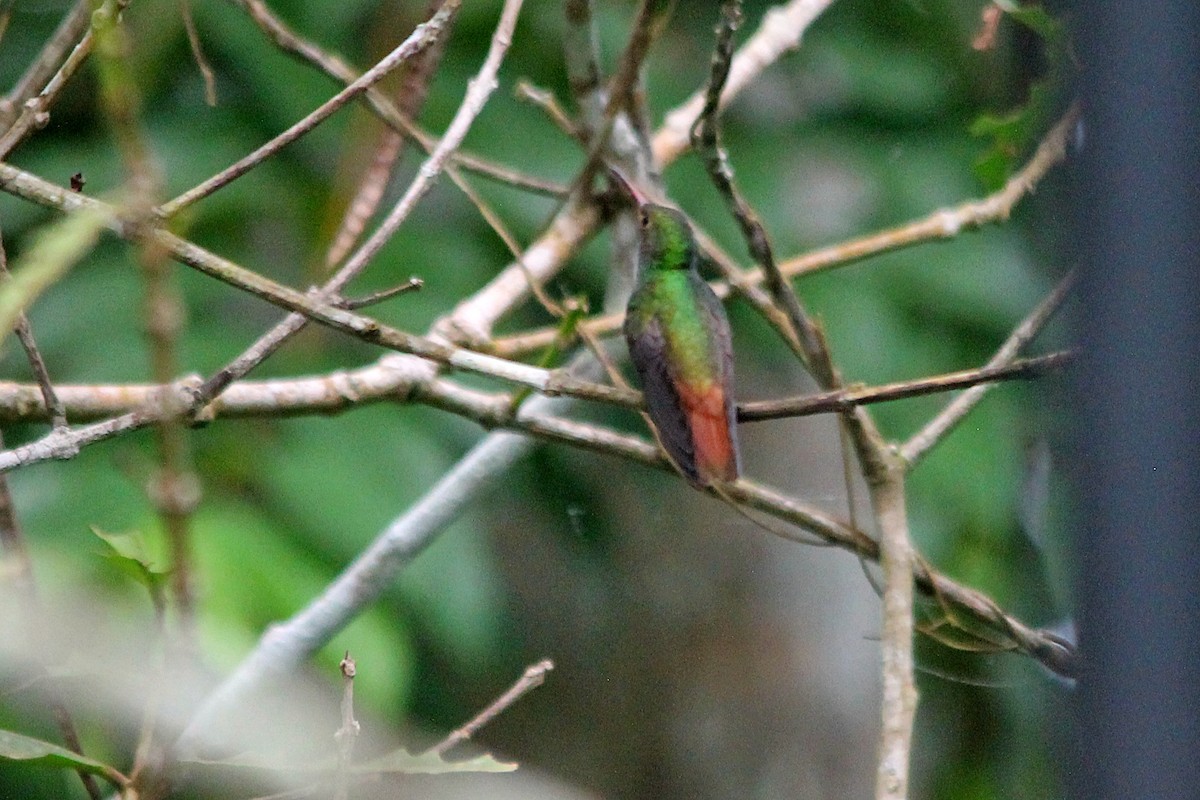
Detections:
[638, 210, 650, 228]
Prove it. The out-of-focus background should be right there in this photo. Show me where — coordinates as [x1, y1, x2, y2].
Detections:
[0, 1, 1073, 798]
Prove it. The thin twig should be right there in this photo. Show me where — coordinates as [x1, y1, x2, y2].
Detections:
[339, 277, 424, 310]
[774, 104, 1081, 281]
[181, 0, 218, 106]
[737, 351, 1073, 421]
[324, 0, 458, 269]
[515, 80, 582, 140]
[11, 323, 65, 428]
[693, 1, 832, 383]
[652, 0, 836, 166]
[488, 103, 1079, 358]
[0, 0, 91, 128]
[427, 659, 553, 757]
[900, 274, 1074, 467]
[158, 1, 461, 217]
[234, 0, 565, 198]
[333, 653, 359, 800]
[0, 222, 67, 429]
[441, 0, 832, 343]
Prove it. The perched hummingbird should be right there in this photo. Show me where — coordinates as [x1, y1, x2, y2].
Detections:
[614, 171, 741, 488]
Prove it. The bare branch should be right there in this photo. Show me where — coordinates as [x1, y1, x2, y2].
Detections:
[0, 0, 91, 127]
[181, 0, 218, 107]
[0, 222, 67, 429]
[0, 0, 537, 468]
[234, 0, 565, 198]
[324, 0, 458, 269]
[515, 80, 582, 140]
[0, 0, 131, 160]
[428, 659, 554, 757]
[441, 0, 835, 343]
[339, 276, 424, 310]
[737, 351, 1073, 421]
[0, 349, 1069, 427]
[900, 273, 1074, 467]
[693, 0, 831, 383]
[652, 0, 835, 166]
[488, 104, 1078, 359]
[158, 1, 462, 217]
[776, 104, 1081, 281]
[871, 468, 917, 800]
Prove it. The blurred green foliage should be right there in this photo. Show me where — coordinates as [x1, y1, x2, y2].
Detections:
[0, 1, 1073, 798]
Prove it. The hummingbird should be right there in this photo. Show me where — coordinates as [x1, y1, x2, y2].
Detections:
[613, 171, 741, 488]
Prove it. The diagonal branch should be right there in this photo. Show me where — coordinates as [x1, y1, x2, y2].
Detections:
[427, 659, 554, 757]
[652, 0, 835, 166]
[900, 273, 1074, 467]
[324, 0, 459, 269]
[693, 0, 832, 382]
[158, 1, 461, 217]
[441, 0, 836, 343]
[489, 103, 1079, 358]
[0, 0, 92, 127]
[233, 0, 565, 198]
[0, 0, 528, 472]
[736, 351, 1073, 421]
[775, 104, 1081, 281]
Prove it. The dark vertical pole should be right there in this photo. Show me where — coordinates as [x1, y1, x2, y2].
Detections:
[1069, 3, 1200, 799]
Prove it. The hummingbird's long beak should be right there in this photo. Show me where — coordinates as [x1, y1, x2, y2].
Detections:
[607, 166, 648, 207]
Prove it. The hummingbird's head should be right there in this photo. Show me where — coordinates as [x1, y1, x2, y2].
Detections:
[635, 203, 696, 273]
[607, 167, 697, 274]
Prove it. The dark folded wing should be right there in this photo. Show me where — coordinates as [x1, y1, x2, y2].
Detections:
[624, 312, 700, 483]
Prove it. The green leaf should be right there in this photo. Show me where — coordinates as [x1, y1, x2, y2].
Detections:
[91, 526, 170, 595]
[354, 747, 517, 775]
[971, 3, 1072, 189]
[1005, 4, 1061, 38]
[0, 729, 119, 779]
[0, 207, 106, 348]
[188, 747, 517, 775]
